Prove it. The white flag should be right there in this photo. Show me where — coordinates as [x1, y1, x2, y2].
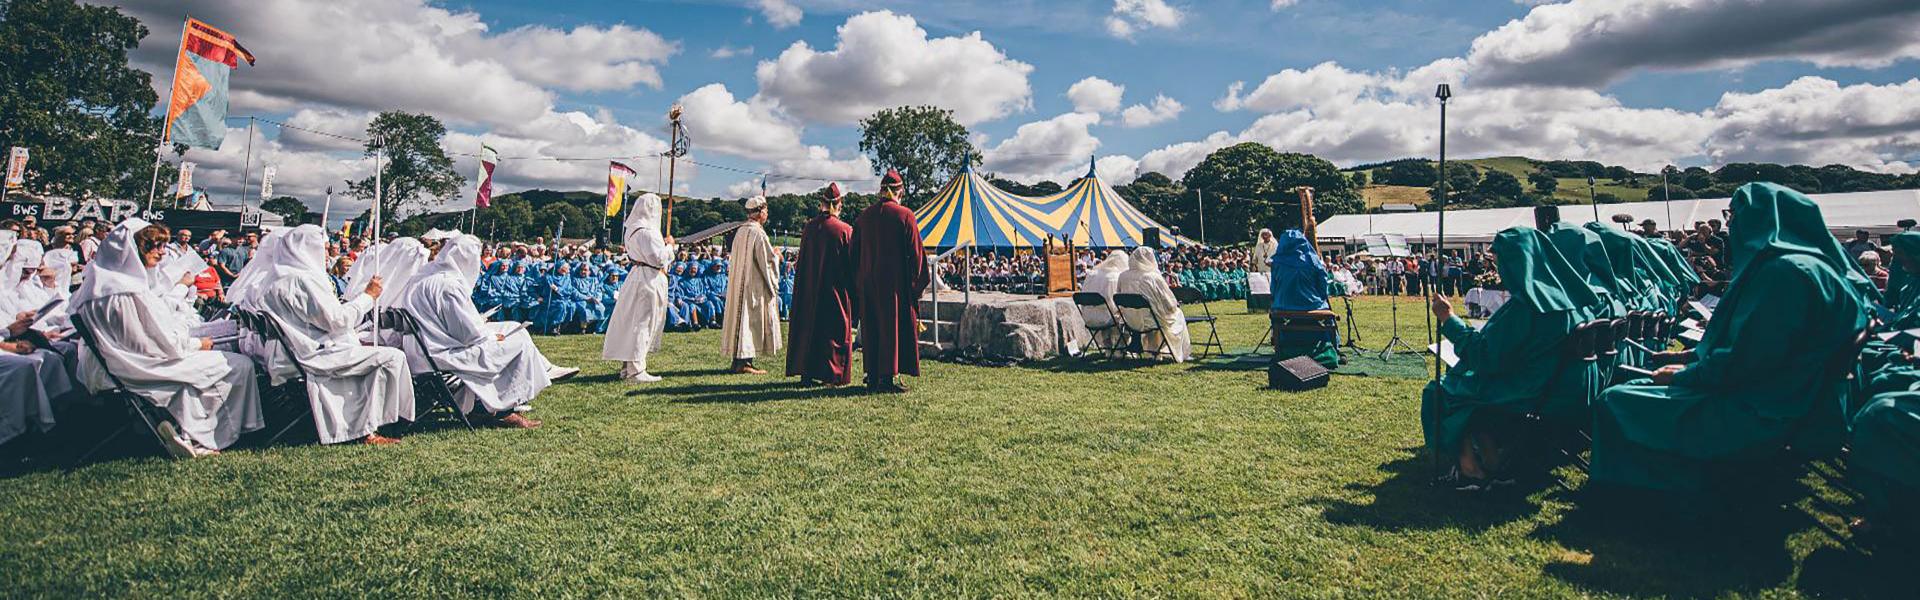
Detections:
[176, 161, 196, 198]
[260, 165, 276, 199]
[4, 147, 27, 188]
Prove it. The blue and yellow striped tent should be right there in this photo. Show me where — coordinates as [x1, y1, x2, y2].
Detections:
[915, 162, 1191, 249]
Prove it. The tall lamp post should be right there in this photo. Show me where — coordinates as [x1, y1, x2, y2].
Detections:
[1587, 175, 1599, 222]
[1434, 83, 1450, 380]
[1661, 165, 1676, 231]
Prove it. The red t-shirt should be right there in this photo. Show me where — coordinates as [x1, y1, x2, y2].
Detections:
[193, 266, 223, 299]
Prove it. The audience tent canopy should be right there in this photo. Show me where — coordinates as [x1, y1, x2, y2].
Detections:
[1316, 188, 1920, 247]
[915, 163, 1193, 249]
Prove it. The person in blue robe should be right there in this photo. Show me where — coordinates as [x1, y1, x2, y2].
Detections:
[540, 264, 577, 334]
[572, 263, 606, 333]
[701, 262, 729, 329]
[1268, 229, 1338, 369]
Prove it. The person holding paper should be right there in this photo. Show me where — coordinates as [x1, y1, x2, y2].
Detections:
[70, 220, 265, 458]
[603, 193, 675, 383]
[1589, 183, 1871, 494]
[395, 235, 557, 427]
[257, 225, 415, 446]
[1422, 227, 1599, 491]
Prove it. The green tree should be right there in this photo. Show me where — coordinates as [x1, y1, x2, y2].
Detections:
[0, 0, 165, 199]
[1116, 171, 1191, 233]
[1179, 143, 1360, 243]
[1376, 161, 1436, 186]
[1527, 171, 1559, 194]
[1350, 171, 1369, 187]
[534, 202, 590, 239]
[348, 112, 462, 232]
[858, 106, 981, 207]
[1478, 170, 1525, 199]
[260, 196, 308, 225]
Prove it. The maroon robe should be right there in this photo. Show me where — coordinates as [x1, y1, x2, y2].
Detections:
[785, 211, 855, 385]
[852, 198, 931, 381]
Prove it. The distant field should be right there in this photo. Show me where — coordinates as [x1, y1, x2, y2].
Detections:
[1354, 157, 1657, 208]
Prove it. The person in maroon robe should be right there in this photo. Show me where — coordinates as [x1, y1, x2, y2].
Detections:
[852, 169, 931, 393]
[785, 183, 856, 387]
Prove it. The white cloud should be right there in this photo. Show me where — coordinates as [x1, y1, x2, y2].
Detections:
[113, 0, 678, 129]
[1706, 77, 1920, 173]
[1466, 0, 1920, 88]
[757, 0, 803, 29]
[676, 83, 806, 162]
[711, 45, 754, 59]
[1105, 0, 1185, 39]
[1215, 61, 1379, 113]
[1119, 95, 1184, 127]
[725, 148, 875, 197]
[753, 11, 1034, 126]
[1270, 0, 1301, 9]
[470, 24, 676, 92]
[982, 112, 1103, 180]
[1067, 77, 1126, 114]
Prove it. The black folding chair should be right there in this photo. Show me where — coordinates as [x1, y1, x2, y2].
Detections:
[235, 309, 319, 445]
[379, 308, 475, 433]
[66, 314, 180, 467]
[1257, 310, 1340, 357]
[1170, 286, 1224, 359]
[1113, 293, 1178, 360]
[1072, 292, 1123, 358]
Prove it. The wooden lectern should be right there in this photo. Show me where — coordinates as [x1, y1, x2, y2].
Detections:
[1042, 234, 1077, 297]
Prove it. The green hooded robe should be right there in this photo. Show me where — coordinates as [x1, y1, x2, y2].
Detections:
[1421, 227, 1599, 465]
[1586, 223, 1669, 368]
[1850, 388, 1920, 528]
[1589, 183, 1871, 492]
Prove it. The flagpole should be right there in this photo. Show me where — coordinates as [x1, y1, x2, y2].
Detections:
[148, 16, 191, 212]
[371, 135, 384, 242]
[238, 116, 255, 210]
[321, 187, 333, 228]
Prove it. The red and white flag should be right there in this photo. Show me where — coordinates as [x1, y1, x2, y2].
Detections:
[607, 161, 635, 217]
[474, 145, 498, 209]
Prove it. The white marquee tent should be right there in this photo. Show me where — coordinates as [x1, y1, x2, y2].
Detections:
[1316, 188, 1920, 247]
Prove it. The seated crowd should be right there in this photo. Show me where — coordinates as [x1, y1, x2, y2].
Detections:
[1415, 183, 1920, 538]
[0, 220, 584, 460]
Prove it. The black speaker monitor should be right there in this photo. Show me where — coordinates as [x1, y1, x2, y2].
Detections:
[1269, 356, 1331, 391]
[1142, 227, 1162, 248]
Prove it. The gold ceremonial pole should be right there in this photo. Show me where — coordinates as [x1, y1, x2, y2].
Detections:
[663, 104, 683, 236]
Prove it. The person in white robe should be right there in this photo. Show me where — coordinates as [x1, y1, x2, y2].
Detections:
[1116, 247, 1192, 362]
[602, 193, 675, 383]
[720, 196, 782, 374]
[257, 225, 415, 446]
[70, 219, 265, 457]
[395, 234, 556, 428]
[1251, 229, 1279, 274]
[1080, 250, 1131, 349]
[0, 312, 68, 449]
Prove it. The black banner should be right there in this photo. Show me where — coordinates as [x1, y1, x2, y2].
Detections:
[4, 198, 256, 242]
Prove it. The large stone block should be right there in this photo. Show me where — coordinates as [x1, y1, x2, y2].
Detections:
[919, 292, 1092, 361]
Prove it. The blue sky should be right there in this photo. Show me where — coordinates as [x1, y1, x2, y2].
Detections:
[100, 0, 1920, 222]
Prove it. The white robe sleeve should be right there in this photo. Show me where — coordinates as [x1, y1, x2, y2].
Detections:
[294, 276, 373, 333]
[431, 282, 491, 349]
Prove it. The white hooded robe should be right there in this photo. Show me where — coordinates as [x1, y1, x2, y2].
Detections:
[257, 225, 415, 444]
[602, 193, 675, 369]
[70, 219, 265, 450]
[396, 235, 552, 413]
[1116, 247, 1192, 362]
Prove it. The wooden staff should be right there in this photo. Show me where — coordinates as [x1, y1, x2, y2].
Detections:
[1297, 186, 1322, 261]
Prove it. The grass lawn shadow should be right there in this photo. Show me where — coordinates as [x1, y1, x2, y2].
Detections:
[1314, 448, 1549, 533]
[1529, 478, 1834, 598]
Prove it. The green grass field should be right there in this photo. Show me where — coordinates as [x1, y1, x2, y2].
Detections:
[1357, 157, 1656, 208]
[0, 297, 1902, 598]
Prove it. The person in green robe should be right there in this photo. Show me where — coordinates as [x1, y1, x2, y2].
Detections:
[1586, 223, 1668, 369]
[1422, 227, 1599, 489]
[1649, 239, 1703, 300]
[1849, 387, 1920, 536]
[1589, 183, 1871, 494]
[1862, 232, 1920, 398]
[1542, 222, 1627, 423]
